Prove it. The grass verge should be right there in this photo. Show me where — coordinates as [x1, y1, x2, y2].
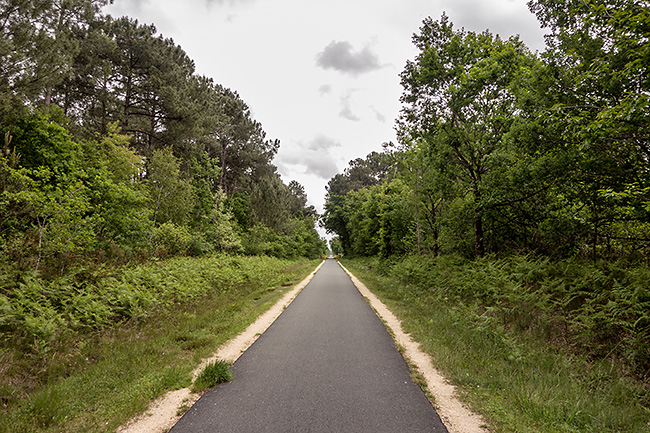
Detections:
[0, 254, 319, 433]
[341, 256, 650, 433]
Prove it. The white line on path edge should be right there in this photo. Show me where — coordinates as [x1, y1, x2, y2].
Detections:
[338, 261, 489, 433]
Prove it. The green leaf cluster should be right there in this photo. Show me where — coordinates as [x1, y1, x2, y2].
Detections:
[191, 360, 233, 392]
[0, 1, 327, 277]
[322, 3, 650, 392]
[0, 254, 311, 351]
[324, 3, 650, 260]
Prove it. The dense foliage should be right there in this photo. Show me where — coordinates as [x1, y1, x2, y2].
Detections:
[322, 0, 650, 387]
[0, 255, 318, 432]
[0, 2, 325, 428]
[0, 0, 326, 279]
[343, 256, 650, 432]
[323, 2, 650, 260]
[1, 254, 308, 349]
[370, 254, 650, 377]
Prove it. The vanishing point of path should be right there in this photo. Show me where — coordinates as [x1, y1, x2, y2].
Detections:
[170, 259, 449, 432]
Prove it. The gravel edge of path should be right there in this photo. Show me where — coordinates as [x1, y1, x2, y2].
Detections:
[117, 260, 326, 433]
[337, 261, 490, 433]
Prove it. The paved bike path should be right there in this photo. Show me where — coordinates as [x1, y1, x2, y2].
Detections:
[170, 259, 448, 432]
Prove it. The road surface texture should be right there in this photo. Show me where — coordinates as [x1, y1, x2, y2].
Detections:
[170, 259, 448, 433]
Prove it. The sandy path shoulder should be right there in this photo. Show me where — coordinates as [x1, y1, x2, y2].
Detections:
[338, 261, 489, 433]
[117, 260, 325, 433]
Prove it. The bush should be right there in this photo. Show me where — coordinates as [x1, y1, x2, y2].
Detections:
[151, 222, 192, 256]
[0, 254, 315, 350]
[380, 254, 650, 379]
[188, 233, 214, 256]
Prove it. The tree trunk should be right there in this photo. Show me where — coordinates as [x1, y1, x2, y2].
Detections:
[592, 193, 599, 261]
[148, 98, 156, 153]
[124, 65, 132, 129]
[422, 193, 440, 256]
[592, 214, 599, 261]
[414, 192, 422, 255]
[44, 87, 52, 107]
[474, 184, 484, 257]
[219, 142, 228, 194]
[431, 210, 439, 256]
[35, 216, 46, 271]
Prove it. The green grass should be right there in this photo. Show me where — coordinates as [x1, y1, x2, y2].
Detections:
[191, 360, 233, 392]
[342, 256, 650, 433]
[0, 254, 319, 433]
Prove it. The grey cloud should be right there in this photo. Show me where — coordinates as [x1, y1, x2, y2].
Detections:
[128, 0, 150, 12]
[318, 84, 332, 96]
[280, 136, 342, 180]
[302, 154, 340, 179]
[372, 107, 386, 123]
[339, 92, 360, 122]
[440, 0, 546, 52]
[340, 104, 360, 122]
[307, 135, 342, 151]
[283, 153, 340, 180]
[316, 41, 382, 76]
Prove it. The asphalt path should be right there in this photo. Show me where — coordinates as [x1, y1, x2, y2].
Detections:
[170, 259, 448, 432]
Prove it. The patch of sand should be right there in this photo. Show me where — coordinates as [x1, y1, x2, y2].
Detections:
[338, 262, 489, 433]
[117, 260, 325, 433]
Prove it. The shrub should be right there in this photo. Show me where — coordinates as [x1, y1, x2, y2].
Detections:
[188, 233, 214, 256]
[380, 254, 650, 379]
[151, 222, 192, 256]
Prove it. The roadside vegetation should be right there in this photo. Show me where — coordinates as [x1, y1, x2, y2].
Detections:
[0, 255, 319, 433]
[343, 256, 650, 432]
[0, 1, 326, 280]
[0, 2, 326, 431]
[192, 360, 234, 393]
[324, 2, 650, 431]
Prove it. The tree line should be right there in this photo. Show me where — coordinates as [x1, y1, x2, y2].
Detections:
[0, 0, 326, 276]
[324, 0, 649, 261]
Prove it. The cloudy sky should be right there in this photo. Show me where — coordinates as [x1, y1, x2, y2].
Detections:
[103, 0, 547, 224]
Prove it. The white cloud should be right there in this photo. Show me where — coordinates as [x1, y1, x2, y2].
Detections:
[205, 0, 256, 5]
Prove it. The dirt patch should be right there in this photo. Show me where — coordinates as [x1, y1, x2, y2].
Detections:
[117, 260, 325, 433]
[338, 262, 489, 433]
